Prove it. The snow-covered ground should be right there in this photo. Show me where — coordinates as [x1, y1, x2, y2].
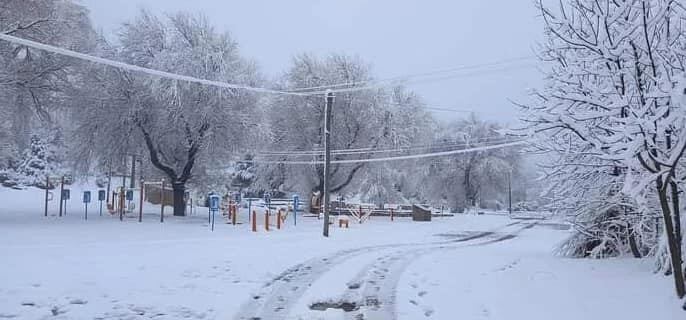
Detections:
[0, 186, 681, 319]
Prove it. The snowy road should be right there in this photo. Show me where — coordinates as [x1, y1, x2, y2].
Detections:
[232, 221, 537, 320]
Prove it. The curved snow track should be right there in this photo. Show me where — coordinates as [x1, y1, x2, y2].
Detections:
[232, 221, 536, 320]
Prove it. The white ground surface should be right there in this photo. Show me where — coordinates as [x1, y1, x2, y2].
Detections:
[0, 186, 682, 319]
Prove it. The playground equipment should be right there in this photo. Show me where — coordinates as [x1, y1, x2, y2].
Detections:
[98, 179, 167, 222]
[323, 201, 373, 224]
[38, 174, 189, 224]
[106, 186, 133, 221]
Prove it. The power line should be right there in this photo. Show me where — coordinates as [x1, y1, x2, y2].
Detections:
[302, 63, 536, 96]
[0, 33, 307, 96]
[0, 30, 494, 115]
[249, 140, 527, 165]
[388, 102, 504, 114]
[286, 56, 536, 93]
[257, 136, 519, 157]
[0, 34, 537, 98]
[257, 135, 515, 154]
[395, 64, 537, 87]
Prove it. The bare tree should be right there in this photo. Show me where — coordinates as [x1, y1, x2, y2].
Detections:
[256, 54, 428, 200]
[0, 0, 94, 166]
[72, 10, 261, 216]
[425, 116, 520, 212]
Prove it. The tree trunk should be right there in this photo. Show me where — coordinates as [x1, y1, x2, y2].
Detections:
[669, 181, 682, 263]
[627, 223, 642, 259]
[464, 168, 472, 210]
[172, 182, 186, 217]
[657, 178, 686, 298]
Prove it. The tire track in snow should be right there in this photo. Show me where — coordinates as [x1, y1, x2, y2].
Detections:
[232, 243, 414, 319]
[341, 222, 537, 320]
[231, 221, 526, 320]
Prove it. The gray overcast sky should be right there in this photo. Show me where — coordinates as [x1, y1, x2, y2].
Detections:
[78, 0, 543, 124]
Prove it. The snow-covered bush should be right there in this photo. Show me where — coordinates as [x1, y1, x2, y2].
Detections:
[2, 132, 62, 189]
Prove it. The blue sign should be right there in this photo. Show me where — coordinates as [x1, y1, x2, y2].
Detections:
[83, 191, 91, 203]
[98, 190, 106, 201]
[62, 189, 70, 200]
[126, 190, 134, 201]
[292, 194, 299, 226]
[234, 192, 241, 203]
[293, 195, 299, 209]
[209, 194, 220, 211]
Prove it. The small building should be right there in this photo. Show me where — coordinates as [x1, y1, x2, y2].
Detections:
[412, 204, 432, 222]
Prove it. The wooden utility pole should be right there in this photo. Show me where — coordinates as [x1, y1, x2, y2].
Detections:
[106, 161, 112, 203]
[160, 179, 165, 223]
[120, 168, 126, 221]
[322, 91, 334, 237]
[139, 178, 144, 223]
[130, 154, 136, 189]
[58, 176, 65, 217]
[44, 176, 49, 217]
[508, 170, 512, 217]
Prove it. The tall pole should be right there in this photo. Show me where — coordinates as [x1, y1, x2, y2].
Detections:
[322, 91, 334, 237]
[44, 176, 49, 217]
[120, 170, 126, 221]
[106, 161, 112, 203]
[160, 179, 165, 223]
[59, 176, 64, 217]
[508, 169, 512, 217]
[139, 178, 144, 223]
[130, 154, 136, 189]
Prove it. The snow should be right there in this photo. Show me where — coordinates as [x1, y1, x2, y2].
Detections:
[0, 186, 682, 319]
[397, 227, 683, 320]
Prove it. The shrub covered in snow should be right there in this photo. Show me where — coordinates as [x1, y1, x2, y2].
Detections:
[2, 133, 62, 190]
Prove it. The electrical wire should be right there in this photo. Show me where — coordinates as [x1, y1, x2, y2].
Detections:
[257, 135, 516, 154]
[300, 63, 537, 96]
[256, 136, 519, 157]
[247, 140, 527, 165]
[0, 33, 308, 96]
[286, 56, 536, 93]
[0, 33, 536, 98]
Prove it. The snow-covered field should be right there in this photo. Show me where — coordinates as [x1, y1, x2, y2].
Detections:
[0, 186, 681, 319]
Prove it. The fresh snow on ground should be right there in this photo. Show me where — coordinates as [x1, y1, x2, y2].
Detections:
[397, 226, 682, 320]
[0, 186, 681, 319]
